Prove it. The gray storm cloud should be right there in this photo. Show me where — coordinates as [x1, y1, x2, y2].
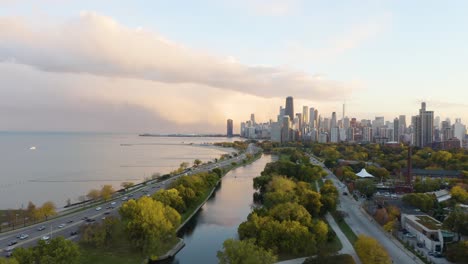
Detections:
[0, 12, 351, 100]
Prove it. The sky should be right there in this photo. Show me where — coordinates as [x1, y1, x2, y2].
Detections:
[1, 0, 468, 133]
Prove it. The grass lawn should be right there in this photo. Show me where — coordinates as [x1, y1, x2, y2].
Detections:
[79, 246, 146, 264]
[303, 254, 356, 264]
[79, 237, 178, 264]
[332, 212, 358, 245]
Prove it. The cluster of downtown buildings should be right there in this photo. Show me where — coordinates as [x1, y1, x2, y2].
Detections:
[232, 97, 468, 150]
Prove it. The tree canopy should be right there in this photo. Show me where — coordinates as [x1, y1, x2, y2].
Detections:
[217, 239, 277, 264]
[354, 235, 391, 264]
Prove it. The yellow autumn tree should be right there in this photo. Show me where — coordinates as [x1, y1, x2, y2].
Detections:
[100, 185, 115, 201]
[355, 235, 391, 264]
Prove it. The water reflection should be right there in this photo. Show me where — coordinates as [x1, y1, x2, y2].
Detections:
[169, 155, 273, 264]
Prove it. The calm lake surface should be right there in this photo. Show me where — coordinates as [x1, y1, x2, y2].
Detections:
[170, 154, 274, 264]
[0, 132, 236, 209]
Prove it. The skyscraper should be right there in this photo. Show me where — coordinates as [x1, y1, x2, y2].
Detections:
[227, 119, 233, 137]
[331, 112, 337, 129]
[281, 116, 291, 143]
[415, 102, 434, 147]
[399, 115, 406, 135]
[394, 117, 399, 142]
[285, 96, 294, 121]
[309, 107, 316, 128]
[302, 106, 309, 125]
[250, 113, 255, 125]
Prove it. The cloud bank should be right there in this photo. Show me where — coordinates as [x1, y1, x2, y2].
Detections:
[0, 12, 350, 100]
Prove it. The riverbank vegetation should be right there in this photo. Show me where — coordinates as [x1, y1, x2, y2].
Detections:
[12, 237, 80, 264]
[226, 149, 340, 262]
[217, 239, 277, 264]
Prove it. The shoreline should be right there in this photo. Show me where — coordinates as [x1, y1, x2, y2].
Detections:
[154, 150, 263, 263]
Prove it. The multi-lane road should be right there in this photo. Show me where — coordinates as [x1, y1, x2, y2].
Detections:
[309, 156, 423, 264]
[1, 144, 258, 257]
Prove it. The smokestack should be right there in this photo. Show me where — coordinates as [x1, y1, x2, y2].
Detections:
[407, 146, 412, 185]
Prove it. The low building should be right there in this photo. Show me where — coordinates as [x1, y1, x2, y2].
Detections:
[401, 214, 455, 253]
[410, 169, 461, 179]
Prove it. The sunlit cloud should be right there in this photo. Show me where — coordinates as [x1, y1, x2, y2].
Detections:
[0, 12, 352, 101]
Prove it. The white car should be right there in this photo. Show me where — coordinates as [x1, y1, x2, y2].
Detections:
[58, 224, 66, 228]
[110, 202, 116, 205]
[19, 234, 29, 240]
[95, 207, 102, 211]
[41, 235, 50, 241]
[121, 196, 128, 201]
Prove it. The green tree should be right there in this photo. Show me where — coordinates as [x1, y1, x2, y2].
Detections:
[119, 196, 181, 257]
[0, 258, 19, 264]
[14, 237, 80, 264]
[26, 201, 37, 222]
[217, 239, 277, 264]
[193, 159, 202, 167]
[451, 185, 468, 203]
[443, 208, 468, 241]
[445, 241, 468, 263]
[355, 179, 377, 198]
[354, 235, 391, 264]
[152, 188, 186, 213]
[268, 202, 312, 227]
[320, 180, 339, 214]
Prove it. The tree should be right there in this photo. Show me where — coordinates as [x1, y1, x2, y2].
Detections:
[121, 182, 134, 191]
[80, 216, 121, 248]
[355, 179, 377, 198]
[26, 201, 37, 222]
[443, 208, 468, 241]
[320, 180, 339, 214]
[217, 239, 277, 264]
[445, 241, 468, 263]
[38, 201, 57, 220]
[119, 196, 181, 257]
[193, 159, 202, 167]
[87, 189, 101, 200]
[451, 185, 468, 203]
[100, 185, 115, 201]
[354, 235, 391, 264]
[180, 162, 189, 170]
[13, 237, 80, 264]
[0, 258, 19, 264]
[268, 202, 312, 227]
[152, 188, 186, 213]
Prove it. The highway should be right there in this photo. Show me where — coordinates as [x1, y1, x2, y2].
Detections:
[309, 157, 423, 264]
[1, 144, 258, 257]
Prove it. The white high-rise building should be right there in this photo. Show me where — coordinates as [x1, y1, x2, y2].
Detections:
[302, 106, 309, 126]
[330, 127, 340, 143]
[453, 119, 467, 147]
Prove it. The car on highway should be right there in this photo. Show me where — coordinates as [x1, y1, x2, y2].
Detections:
[104, 211, 110, 215]
[95, 206, 102, 211]
[67, 220, 74, 223]
[19, 234, 29, 240]
[85, 218, 95, 223]
[58, 224, 66, 228]
[70, 231, 78, 236]
[41, 235, 50, 241]
[110, 201, 116, 205]
[7, 241, 17, 246]
[121, 196, 128, 201]
[37, 225, 46, 231]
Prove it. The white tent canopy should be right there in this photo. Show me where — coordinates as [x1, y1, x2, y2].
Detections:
[356, 168, 374, 178]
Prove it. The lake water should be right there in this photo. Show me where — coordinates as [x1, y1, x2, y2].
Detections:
[170, 154, 274, 264]
[0, 132, 236, 209]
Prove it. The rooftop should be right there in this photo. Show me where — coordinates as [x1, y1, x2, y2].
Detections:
[415, 215, 442, 230]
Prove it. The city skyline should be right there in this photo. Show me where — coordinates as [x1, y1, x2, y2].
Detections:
[2, 1, 468, 133]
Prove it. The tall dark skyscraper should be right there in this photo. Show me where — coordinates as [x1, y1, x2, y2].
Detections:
[227, 119, 233, 137]
[415, 102, 434, 147]
[285, 96, 294, 121]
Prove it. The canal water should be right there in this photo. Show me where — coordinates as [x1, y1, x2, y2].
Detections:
[169, 154, 273, 264]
